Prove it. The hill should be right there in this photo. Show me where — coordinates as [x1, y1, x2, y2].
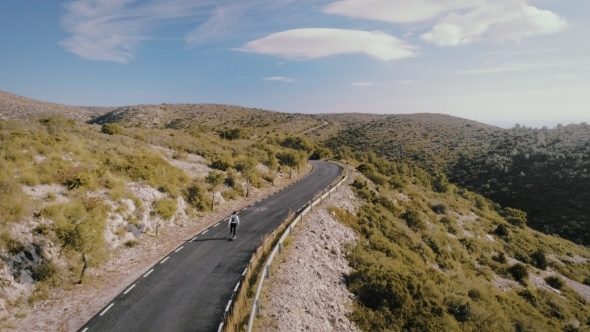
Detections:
[326, 115, 590, 246]
[0, 90, 112, 122]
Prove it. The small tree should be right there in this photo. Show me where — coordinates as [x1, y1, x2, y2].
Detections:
[277, 151, 298, 179]
[235, 157, 257, 197]
[206, 171, 225, 211]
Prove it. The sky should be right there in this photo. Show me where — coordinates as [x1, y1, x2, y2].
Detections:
[1, 0, 589, 128]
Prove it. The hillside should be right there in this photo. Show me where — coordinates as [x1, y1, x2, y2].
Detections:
[255, 155, 590, 331]
[326, 116, 590, 246]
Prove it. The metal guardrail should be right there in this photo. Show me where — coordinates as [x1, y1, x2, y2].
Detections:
[245, 161, 349, 332]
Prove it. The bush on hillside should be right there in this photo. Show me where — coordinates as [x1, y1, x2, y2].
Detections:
[101, 123, 124, 135]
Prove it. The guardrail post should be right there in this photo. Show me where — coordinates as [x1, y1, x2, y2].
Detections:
[255, 299, 260, 317]
[289, 226, 292, 235]
[278, 242, 282, 254]
[265, 265, 270, 279]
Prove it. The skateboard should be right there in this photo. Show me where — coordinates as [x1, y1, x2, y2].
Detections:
[229, 236, 237, 241]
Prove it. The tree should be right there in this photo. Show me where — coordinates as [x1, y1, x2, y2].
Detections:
[235, 157, 257, 197]
[277, 151, 299, 179]
[206, 171, 225, 211]
[54, 201, 106, 283]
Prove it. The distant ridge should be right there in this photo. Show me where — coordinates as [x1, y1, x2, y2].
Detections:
[0, 90, 112, 122]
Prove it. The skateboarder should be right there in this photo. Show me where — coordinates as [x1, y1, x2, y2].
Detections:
[228, 211, 240, 240]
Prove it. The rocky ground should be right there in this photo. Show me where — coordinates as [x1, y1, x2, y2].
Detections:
[257, 182, 360, 332]
[3, 164, 312, 332]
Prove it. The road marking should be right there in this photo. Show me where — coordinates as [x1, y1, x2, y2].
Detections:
[175, 246, 184, 252]
[242, 268, 248, 276]
[234, 282, 241, 292]
[202, 230, 209, 234]
[190, 237, 197, 242]
[81, 328, 88, 332]
[160, 257, 170, 264]
[123, 284, 136, 295]
[218, 323, 224, 332]
[249, 203, 254, 207]
[99, 303, 114, 316]
[225, 300, 233, 313]
[143, 269, 154, 277]
[213, 223, 219, 227]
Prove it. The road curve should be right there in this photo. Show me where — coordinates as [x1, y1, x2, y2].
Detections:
[78, 160, 341, 332]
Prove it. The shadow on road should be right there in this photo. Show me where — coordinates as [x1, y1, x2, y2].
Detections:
[191, 237, 228, 242]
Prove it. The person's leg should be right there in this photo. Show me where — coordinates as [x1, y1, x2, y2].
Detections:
[230, 223, 236, 237]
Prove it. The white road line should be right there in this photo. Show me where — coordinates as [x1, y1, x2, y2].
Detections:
[213, 223, 219, 227]
[175, 246, 184, 252]
[143, 269, 154, 277]
[218, 323, 224, 332]
[234, 282, 240, 292]
[160, 257, 170, 264]
[190, 237, 197, 242]
[99, 303, 114, 316]
[82, 328, 89, 332]
[249, 203, 254, 207]
[123, 284, 136, 295]
[225, 300, 233, 312]
[202, 230, 209, 234]
[242, 268, 247, 276]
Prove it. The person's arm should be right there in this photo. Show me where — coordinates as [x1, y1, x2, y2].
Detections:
[236, 215, 240, 226]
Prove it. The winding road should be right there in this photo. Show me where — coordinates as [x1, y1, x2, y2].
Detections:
[78, 160, 341, 332]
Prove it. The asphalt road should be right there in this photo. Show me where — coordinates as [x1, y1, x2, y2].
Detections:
[79, 160, 341, 332]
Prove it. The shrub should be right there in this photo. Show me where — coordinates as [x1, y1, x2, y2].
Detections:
[431, 203, 447, 214]
[584, 277, 590, 286]
[530, 249, 548, 270]
[509, 263, 529, 281]
[467, 288, 482, 300]
[211, 158, 232, 171]
[403, 210, 426, 231]
[446, 297, 472, 322]
[545, 276, 564, 289]
[101, 123, 124, 135]
[501, 207, 527, 228]
[494, 224, 510, 237]
[154, 198, 177, 220]
[31, 261, 57, 282]
[124, 239, 139, 247]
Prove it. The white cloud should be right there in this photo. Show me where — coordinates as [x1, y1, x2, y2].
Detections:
[264, 76, 295, 82]
[324, 0, 483, 23]
[324, 0, 567, 47]
[422, 1, 567, 46]
[239, 28, 417, 61]
[351, 81, 376, 86]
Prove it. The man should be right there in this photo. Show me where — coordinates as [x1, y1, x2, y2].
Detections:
[228, 211, 240, 239]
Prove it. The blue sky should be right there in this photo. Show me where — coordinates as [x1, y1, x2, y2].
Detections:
[1, 0, 589, 128]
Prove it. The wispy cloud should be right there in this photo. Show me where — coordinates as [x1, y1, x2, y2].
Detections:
[60, 0, 216, 63]
[351, 81, 376, 87]
[456, 60, 590, 75]
[264, 76, 295, 83]
[239, 28, 417, 61]
[60, 0, 295, 62]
